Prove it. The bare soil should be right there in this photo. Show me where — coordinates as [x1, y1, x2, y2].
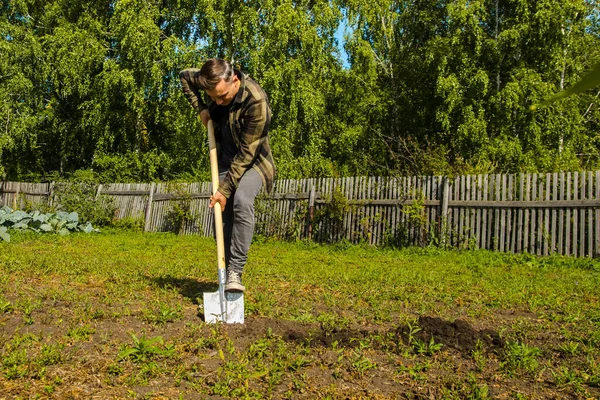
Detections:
[1, 296, 597, 399]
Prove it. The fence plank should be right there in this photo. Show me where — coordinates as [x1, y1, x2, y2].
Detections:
[453, 177, 459, 247]
[597, 171, 600, 257]
[573, 173, 579, 256]
[523, 174, 530, 252]
[580, 171, 586, 257]
[530, 173, 537, 254]
[588, 172, 593, 258]
[507, 175, 515, 253]
[565, 173, 572, 255]
[551, 173, 557, 255]
[536, 174, 543, 255]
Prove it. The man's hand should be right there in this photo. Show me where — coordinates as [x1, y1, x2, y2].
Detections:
[210, 190, 227, 211]
[199, 109, 210, 127]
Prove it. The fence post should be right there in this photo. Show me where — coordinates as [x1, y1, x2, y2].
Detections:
[95, 184, 103, 200]
[307, 183, 316, 239]
[13, 182, 21, 210]
[47, 181, 55, 208]
[440, 176, 450, 247]
[144, 182, 156, 232]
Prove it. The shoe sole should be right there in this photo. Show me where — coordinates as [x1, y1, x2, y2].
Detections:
[225, 283, 245, 292]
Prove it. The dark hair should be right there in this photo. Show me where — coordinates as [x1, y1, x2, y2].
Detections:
[199, 58, 234, 90]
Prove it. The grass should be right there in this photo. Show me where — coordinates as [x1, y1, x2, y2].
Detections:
[0, 229, 599, 398]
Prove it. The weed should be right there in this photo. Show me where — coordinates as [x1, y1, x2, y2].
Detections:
[3, 348, 28, 379]
[405, 320, 422, 345]
[316, 312, 350, 336]
[118, 333, 172, 363]
[107, 363, 123, 376]
[142, 303, 182, 325]
[0, 297, 13, 313]
[17, 298, 41, 325]
[67, 325, 96, 341]
[288, 355, 311, 372]
[472, 339, 487, 372]
[501, 341, 541, 377]
[37, 343, 64, 366]
[398, 361, 430, 381]
[558, 340, 580, 356]
[414, 336, 444, 355]
[404, 320, 443, 355]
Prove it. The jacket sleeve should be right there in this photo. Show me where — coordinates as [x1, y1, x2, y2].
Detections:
[218, 98, 270, 198]
[179, 69, 207, 114]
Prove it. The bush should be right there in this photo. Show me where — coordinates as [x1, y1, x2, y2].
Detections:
[53, 181, 116, 226]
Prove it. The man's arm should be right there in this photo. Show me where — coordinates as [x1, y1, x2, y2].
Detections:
[179, 69, 210, 126]
[218, 98, 270, 198]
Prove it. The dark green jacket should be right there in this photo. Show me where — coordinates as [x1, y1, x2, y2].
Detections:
[179, 69, 275, 198]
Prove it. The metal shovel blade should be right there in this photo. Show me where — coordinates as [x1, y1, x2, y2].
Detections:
[203, 291, 244, 324]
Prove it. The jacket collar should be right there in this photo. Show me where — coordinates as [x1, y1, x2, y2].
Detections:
[233, 70, 247, 105]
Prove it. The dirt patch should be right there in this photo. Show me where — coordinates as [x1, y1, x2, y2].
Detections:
[406, 315, 505, 354]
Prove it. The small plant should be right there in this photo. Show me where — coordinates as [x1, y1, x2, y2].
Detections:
[402, 320, 443, 355]
[3, 348, 28, 380]
[17, 298, 41, 325]
[37, 343, 64, 366]
[118, 334, 172, 363]
[67, 325, 96, 342]
[501, 341, 541, 377]
[349, 338, 377, 377]
[317, 312, 350, 337]
[405, 320, 422, 344]
[142, 303, 182, 325]
[412, 336, 444, 356]
[558, 341, 580, 356]
[397, 361, 431, 381]
[0, 297, 13, 313]
[472, 339, 487, 372]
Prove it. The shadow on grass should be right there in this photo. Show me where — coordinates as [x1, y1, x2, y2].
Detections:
[148, 275, 218, 305]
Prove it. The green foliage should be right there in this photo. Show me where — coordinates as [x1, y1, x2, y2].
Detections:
[0, 0, 599, 181]
[313, 187, 350, 243]
[164, 183, 195, 235]
[52, 181, 116, 226]
[0, 206, 99, 242]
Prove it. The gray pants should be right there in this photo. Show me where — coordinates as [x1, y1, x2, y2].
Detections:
[219, 168, 263, 275]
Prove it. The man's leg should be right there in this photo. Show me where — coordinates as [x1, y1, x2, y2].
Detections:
[228, 168, 263, 276]
[218, 168, 262, 291]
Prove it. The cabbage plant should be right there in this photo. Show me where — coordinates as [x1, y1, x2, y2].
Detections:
[0, 206, 98, 242]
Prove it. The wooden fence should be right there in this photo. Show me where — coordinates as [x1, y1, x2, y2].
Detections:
[1, 171, 600, 258]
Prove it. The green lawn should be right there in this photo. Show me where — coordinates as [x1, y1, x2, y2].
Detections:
[1, 230, 599, 398]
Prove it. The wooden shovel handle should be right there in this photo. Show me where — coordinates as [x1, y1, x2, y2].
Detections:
[207, 120, 226, 273]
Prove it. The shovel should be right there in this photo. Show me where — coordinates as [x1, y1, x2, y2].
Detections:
[203, 119, 244, 324]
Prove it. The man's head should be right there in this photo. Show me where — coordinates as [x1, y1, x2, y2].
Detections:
[199, 58, 239, 106]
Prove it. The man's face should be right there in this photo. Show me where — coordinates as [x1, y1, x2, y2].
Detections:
[206, 76, 239, 106]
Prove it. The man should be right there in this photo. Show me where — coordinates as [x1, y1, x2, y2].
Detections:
[179, 58, 275, 292]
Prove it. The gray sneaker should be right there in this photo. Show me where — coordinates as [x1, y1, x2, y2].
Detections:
[225, 270, 245, 292]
